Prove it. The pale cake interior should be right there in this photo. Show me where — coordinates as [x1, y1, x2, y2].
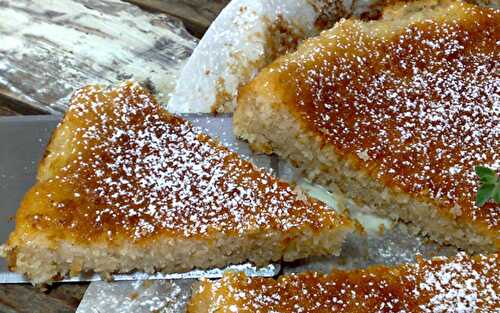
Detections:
[1, 82, 354, 284]
[234, 0, 499, 253]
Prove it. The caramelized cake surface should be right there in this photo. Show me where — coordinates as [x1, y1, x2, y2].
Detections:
[2, 82, 355, 283]
[10, 82, 350, 244]
[271, 0, 498, 229]
[235, 0, 499, 250]
[189, 253, 500, 312]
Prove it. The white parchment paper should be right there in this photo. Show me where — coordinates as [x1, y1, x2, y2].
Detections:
[167, 0, 379, 113]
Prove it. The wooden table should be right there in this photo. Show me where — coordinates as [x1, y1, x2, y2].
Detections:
[0, 1, 228, 311]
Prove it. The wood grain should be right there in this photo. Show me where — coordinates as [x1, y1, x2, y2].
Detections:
[0, 105, 20, 116]
[0, 88, 48, 115]
[126, 0, 229, 38]
[0, 283, 87, 313]
[0, 0, 197, 114]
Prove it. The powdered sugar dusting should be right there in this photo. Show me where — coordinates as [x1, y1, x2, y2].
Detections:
[198, 253, 499, 312]
[275, 2, 499, 228]
[37, 81, 346, 242]
[418, 254, 498, 313]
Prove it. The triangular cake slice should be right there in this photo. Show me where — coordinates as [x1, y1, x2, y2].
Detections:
[1, 82, 355, 284]
[234, 0, 499, 252]
[188, 253, 500, 312]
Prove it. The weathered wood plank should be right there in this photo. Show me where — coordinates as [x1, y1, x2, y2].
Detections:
[125, 0, 229, 38]
[0, 0, 198, 114]
[0, 283, 87, 313]
[0, 105, 20, 116]
[0, 87, 49, 115]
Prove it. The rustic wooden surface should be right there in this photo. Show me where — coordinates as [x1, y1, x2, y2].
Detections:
[0, 0, 223, 312]
[125, 0, 229, 38]
[0, 0, 198, 115]
[0, 284, 87, 313]
[0, 105, 19, 116]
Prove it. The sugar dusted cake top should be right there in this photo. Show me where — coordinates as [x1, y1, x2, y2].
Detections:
[191, 253, 499, 312]
[269, 0, 499, 230]
[15, 82, 350, 243]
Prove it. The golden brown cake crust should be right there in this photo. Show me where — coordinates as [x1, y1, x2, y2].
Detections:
[3, 82, 356, 283]
[236, 0, 499, 240]
[272, 1, 498, 228]
[9, 82, 351, 245]
[188, 253, 500, 312]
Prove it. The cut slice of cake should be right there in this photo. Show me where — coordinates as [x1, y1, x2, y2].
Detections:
[234, 0, 499, 252]
[0, 81, 355, 284]
[188, 253, 500, 312]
